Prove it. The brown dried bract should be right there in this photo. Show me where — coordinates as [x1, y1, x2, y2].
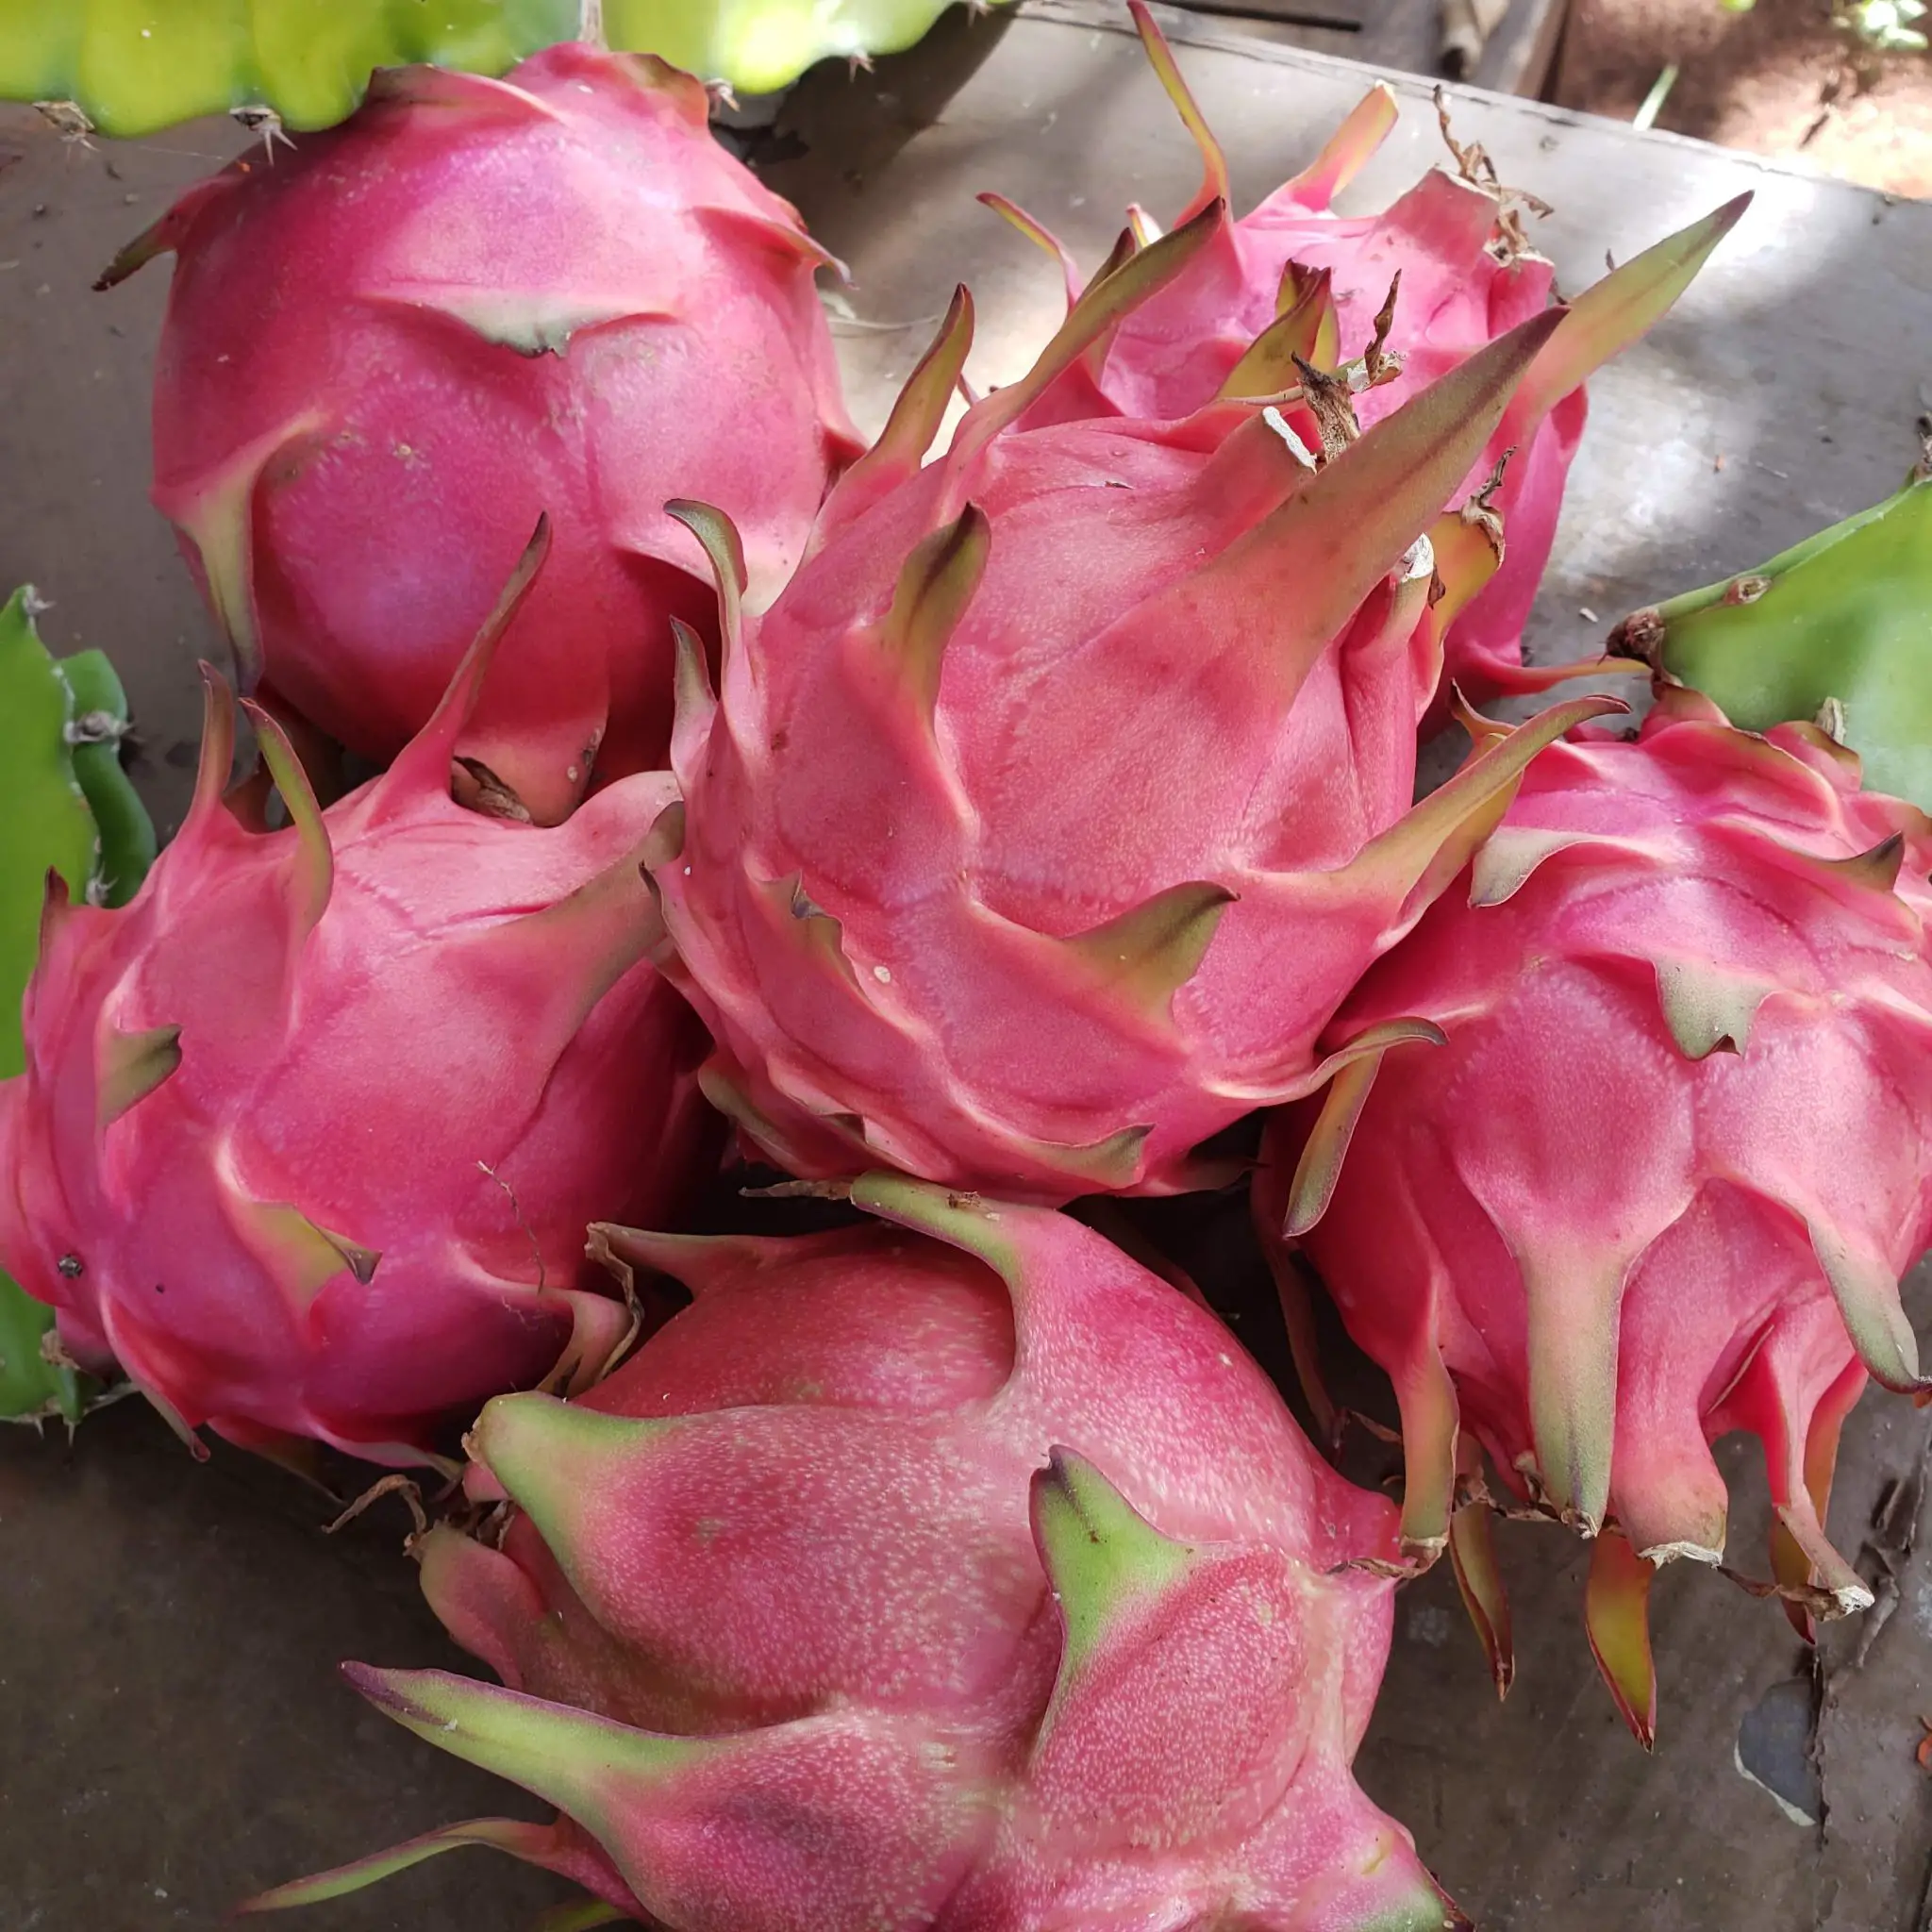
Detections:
[452, 756, 534, 822]
[1359, 273, 1406, 391]
[1433, 85, 1553, 262]
[1291, 354, 1360, 461]
[325, 1473, 430, 1541]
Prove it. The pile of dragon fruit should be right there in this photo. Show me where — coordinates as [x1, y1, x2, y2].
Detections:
[7, 13, 1932, 1928]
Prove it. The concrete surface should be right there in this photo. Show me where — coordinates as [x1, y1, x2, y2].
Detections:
[3, 5, 1931, 1927]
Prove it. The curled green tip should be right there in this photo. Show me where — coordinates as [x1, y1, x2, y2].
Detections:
[848, 1172, 1031, 1278]
[665, 500, 748, 596]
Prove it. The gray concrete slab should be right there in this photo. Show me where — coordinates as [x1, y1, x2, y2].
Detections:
[3, 7, 1930, 1927]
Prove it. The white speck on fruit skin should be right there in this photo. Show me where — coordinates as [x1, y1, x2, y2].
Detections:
[874, 964, 891, 984]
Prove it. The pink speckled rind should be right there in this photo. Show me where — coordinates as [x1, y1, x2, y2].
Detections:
[317, 1183, 1457, 1930]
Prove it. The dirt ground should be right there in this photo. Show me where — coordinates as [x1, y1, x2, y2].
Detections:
[1554, 0, 1932, 195]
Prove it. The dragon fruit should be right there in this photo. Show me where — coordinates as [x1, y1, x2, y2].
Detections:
[248, 1174, 1463, 1931]
[0, 528, 715, 1467]
[642, 208, 1652, 1203]
[98, 42, 860, 826]
[1259, 690, 1932, 1741]
[986, 2, 1745, 707]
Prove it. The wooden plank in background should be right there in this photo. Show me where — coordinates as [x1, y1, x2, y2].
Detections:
[1158, 0, 1570, 94]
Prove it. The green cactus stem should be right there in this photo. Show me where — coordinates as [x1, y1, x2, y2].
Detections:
[1612, 452, 1932, 810]
[0, 0, 992, 138]
[0, 588, 156, 1424]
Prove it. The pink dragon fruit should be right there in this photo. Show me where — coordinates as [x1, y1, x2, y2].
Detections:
[0, 529, 716, 1467]
[99, 42, 860, 826]
[1259, 689, 1932, 1742]
[986, 2, 1745, 707]
[248, 1174, 1463, 1931]
[643, 205, 1642, 1202]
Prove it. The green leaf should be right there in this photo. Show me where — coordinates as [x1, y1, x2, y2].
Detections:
[0, 589, 98, 1083]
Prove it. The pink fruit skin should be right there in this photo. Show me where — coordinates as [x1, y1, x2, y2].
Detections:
[112, 43, 859, 825]
[308, 1183, 1460, 1930]
[995, 2, 1749, 719]
[1004, 81, 1581, 715]
[1060, 170, 1582, 712]
[649, 270, 1607, 1202]
[0, 657, 717, 1464]
[1271, 693, 1932, 1585]
[660, 421, 1424, 1197]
